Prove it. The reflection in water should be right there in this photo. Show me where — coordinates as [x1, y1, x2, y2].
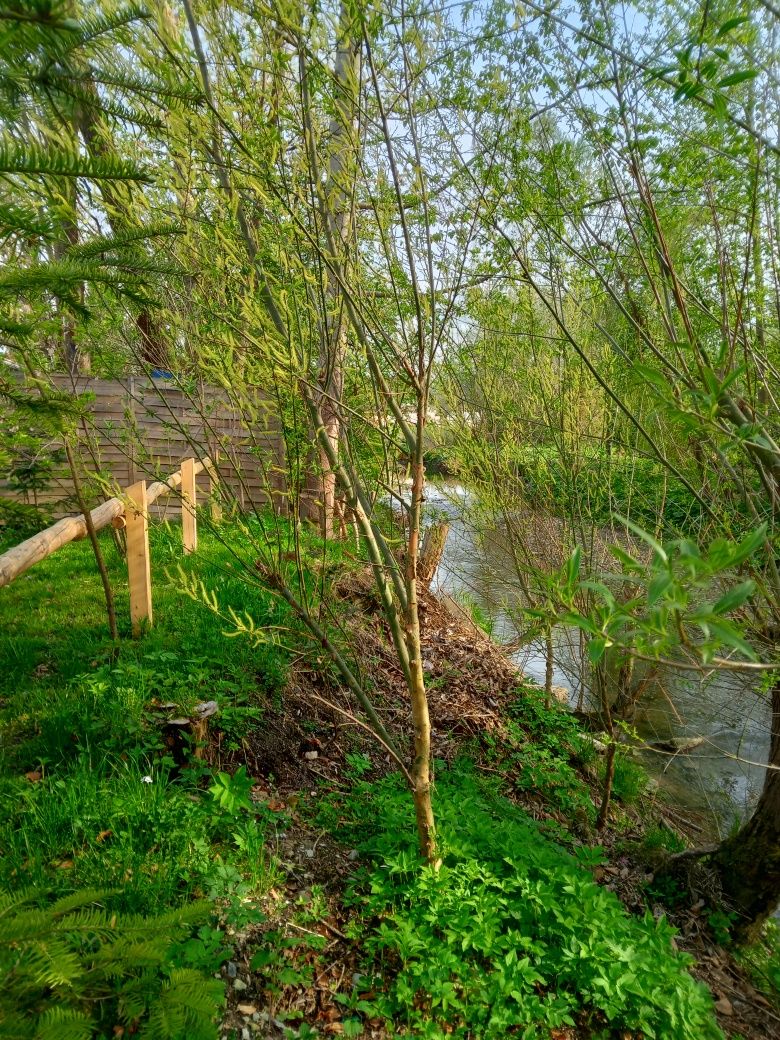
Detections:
[425, 482, 770, 833]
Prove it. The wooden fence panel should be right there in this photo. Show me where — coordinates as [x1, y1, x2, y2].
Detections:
[0, 374, 292, 520]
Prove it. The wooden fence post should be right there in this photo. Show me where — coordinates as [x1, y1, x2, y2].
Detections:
[126, 480, 152, 635]
[181, 458, 197, 554]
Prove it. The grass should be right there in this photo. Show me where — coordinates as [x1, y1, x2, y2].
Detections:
[0, 520, 296, 908]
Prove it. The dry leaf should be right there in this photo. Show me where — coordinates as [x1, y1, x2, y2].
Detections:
[24, 771, 42, 782]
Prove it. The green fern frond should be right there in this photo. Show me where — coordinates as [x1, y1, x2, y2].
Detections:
[89, 68, 204, 104]
[49, 889, 118, 917]
[64, 4, 151, 48]
[32, 1006, 92, 1040]
[0, 200, 54, 237]
[69, 221, 183, 259]
[0, 141, 150, 181]
[24, 72, 166, 130]
[0, 890, 221, 1040]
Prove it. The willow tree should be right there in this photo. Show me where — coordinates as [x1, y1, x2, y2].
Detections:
[454, 0, 780, 934]
[135, 0, 489, 862]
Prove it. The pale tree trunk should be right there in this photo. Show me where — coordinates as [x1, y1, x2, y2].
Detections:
[317, 4, 361, 539]
[418, 521, 449, 586]
[54, 176, 89, 374]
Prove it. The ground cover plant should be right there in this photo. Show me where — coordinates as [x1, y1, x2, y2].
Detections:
[323, 767, 723, 1039]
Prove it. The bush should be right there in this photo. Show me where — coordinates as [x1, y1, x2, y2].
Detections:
[339, 768, 722, 1039]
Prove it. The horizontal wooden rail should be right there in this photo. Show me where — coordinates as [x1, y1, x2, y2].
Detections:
[0, 457, 212, 590]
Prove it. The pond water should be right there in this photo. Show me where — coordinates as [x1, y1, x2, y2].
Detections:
[425, 482, 771, 835]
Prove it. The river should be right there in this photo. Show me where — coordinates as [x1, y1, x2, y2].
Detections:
[425, 482, 771, 835]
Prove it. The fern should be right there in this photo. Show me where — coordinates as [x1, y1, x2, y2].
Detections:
[0, 140, 150, 180]
[0, 888, 223, 1040]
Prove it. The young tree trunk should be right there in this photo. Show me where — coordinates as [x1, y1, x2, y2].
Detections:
[708, 678, 780, 940]
[544, 626, 554, 708]
[405, 458, 437, 863]
[64, 440, 118, 641]
[594, 660, 615, 831]
[315, 2, 361, 539]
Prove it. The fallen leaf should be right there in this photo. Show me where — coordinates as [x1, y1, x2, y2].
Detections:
[714, 996, 733, 1016]
[96, 829, 112, 843]
[57, 860, 74, 870]
[237, 1004, 257, 1015]
[24, 771, 42, 783]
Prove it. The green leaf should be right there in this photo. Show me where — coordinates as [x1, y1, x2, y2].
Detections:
[711, 92, 728, 121]
[717, 15, 749, 36]
[717, 69, 758, 88]
[712, 581, 755, 616]
[614, 514, 668, 564]
[648, 571, 673, 605]
[588, 637, 609, 664]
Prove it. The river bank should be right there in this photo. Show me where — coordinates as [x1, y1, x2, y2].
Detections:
[424, 481, 771, 836]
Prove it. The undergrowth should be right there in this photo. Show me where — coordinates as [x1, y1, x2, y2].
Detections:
[332, 766, 723, 1039]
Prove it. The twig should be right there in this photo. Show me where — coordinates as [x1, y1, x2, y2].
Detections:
[305, 691, 413, 786]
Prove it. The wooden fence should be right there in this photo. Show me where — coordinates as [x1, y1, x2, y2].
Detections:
[0, 455, 218, 635]
[1, 374, 289, 519]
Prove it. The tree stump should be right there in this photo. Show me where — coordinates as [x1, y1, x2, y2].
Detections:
[418, 521, 450, 586]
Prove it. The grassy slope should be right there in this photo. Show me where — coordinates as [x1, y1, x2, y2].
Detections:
[0, 522, 292, 908]
[0, 519, 732, 1039]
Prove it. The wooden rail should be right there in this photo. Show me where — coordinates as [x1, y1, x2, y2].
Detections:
[0, 457, 218, 636]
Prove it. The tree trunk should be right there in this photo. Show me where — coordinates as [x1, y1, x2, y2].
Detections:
[544, 626, 554, 708]
[405, 458, 437, 864]
[316, 3, 360, 539]
[709, 678, 780, 941]
[76, 82, 171, 372]
[594, 660, 614, 831]
[64, 439, 118, 642]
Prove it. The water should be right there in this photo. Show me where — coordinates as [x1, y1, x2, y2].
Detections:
[424, 482, 771, 834]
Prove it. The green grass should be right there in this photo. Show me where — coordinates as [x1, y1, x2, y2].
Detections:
[0, 518, 303, 1037]
[0, 521, 294, 909]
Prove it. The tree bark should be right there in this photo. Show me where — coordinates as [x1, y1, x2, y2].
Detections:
[405, 458, 437, 863]
[709, 678, 780, 941]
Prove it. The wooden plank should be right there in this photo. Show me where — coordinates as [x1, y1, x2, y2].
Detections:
[126, 480, 152, 636]
[181, 457, 197, 554]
